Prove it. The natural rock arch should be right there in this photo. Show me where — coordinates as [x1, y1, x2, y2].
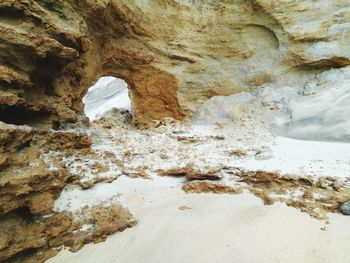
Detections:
[0, 0, 187, 129]
[2, 0, 350, 129]
[100, 66, 186, 126]
[83, 76, 131, 120]
[1, 0, 350, 262]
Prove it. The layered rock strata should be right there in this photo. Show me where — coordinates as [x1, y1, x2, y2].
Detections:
[1, 0, 349, 127]
[0, 121, 136, 262]
[1, 0, 350, 261]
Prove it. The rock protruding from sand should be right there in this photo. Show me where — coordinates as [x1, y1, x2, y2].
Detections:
[183, 180, 243, 194]
[340, 202, 350, 215]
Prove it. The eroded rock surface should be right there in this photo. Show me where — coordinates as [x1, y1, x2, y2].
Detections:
[0, 120, 137, 262]
[0, 121, 92, 216]
[0, 204, 135, 263]
[52, 111, 350, 221]
[1, 0, 350, 262]
[227, 169, 350, 220]
[183, 180, 243, 195]
[157, 164, 223, 180]
[1, 0, 350, 126]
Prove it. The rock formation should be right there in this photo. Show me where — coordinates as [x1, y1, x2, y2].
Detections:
[0, 204, 135, 262]
[1, 0, 350, 262]
[183, 180, 243, 194]
[157, 164, 223, 180]
[1, 0, 350, 127]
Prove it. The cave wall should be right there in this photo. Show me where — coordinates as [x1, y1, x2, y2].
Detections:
[1, 0, 349, 128]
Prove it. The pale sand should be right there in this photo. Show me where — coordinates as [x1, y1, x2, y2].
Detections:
[48, 176, 350, 263]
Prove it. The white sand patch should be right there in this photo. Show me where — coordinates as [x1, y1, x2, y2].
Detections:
[48, 176, 350, 263]
[53, 183, 120, 213]
[228, 136, 350, 179]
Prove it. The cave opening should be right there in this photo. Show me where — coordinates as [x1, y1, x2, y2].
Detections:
[83, 76, 132, 121]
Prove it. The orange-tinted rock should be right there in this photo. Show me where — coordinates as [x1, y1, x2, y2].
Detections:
[1, 1, 349, 127]
[157, 164, 223, 180]
[230, 168, 350, 219]
[0, 204, 135, 262]
[183, 180, 243, 195]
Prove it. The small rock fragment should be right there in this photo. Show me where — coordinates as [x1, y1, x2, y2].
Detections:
[185, 164, 223, 180]
[157, 164, 223, 180]
[178, 206, 191, 211]
[183, 180, 243, 194]
[339, 201, 350, 215]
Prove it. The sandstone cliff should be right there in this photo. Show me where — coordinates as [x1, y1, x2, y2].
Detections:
[1, 0, 349, 127]
[0, 0, 349, 262]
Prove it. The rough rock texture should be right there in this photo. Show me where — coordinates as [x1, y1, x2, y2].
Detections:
[0, 125, 137, 262]
[1, 0, 350, 261]
[0, 121, 91, 216]
[182, 167, 350, 219]
[157, 164, 223, 180]
[0, 204, 135, 263]
[228, 169, 350, 220]
[339, 201, 350, 215]
[183, 180, 243, 194]
[1, 0, 350, 127]
[0, 118, 138, 262]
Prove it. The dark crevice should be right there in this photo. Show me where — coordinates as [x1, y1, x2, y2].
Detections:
[13, 206, 35, 222]
[0, 8, 27, 21]
[0, 79, 16, 89]
[53, 33, 84, 53]
[0, 7, 43, 26]
[0, 104, 51, 126]
[52, 120, 60, 130]
[30, 55, 66, 94]
[18, 140, 32, 151]
[3, 248, 40, 263]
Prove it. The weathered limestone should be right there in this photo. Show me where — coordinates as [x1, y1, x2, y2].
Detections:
[1, 0, 349, 127]
[0, 0, 350, 261]
[0, 204, 135, 262]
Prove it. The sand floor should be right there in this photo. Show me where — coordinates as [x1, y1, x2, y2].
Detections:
[48, 176, 350, 263]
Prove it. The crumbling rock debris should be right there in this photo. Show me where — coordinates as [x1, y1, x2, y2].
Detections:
[0, 120, 138, 262]
[1, 0, 350, 261]
[183, 180, 243, 195]
[178, 206, 192, 211]
[228, 168, 350, 219]
[0, 204, 135, 263]
[175, 135, 225, 144]
[124, 170, 150, 179]
[156, 167, 187, 177]
[157, 164, 223, 180]
[228, 149, 248, 158]
[0, 121, 94, 217]
[79, 176, 119, 190]
[185, 165, 223, 180]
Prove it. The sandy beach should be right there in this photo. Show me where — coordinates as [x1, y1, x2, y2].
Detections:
[48, 176, 350, 263]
